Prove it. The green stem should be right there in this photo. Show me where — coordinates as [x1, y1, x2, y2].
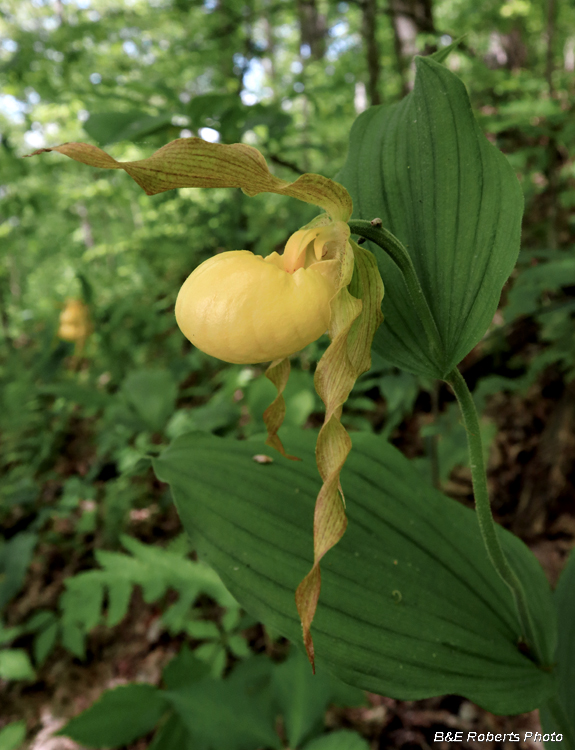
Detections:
[347, 220, 443, 364]
[545, 695, 575, 749]
[445, 366, 544, 665]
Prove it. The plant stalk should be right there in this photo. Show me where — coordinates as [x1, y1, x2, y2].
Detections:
[347, 220, 443, 364]
[445, 366, 544, 665]
[349, 218, 546, 666]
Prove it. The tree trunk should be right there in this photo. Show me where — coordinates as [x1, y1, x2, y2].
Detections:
[388, 0, 435, 94]
[297, 0, 327, 60]
[361, 0, 382, 105]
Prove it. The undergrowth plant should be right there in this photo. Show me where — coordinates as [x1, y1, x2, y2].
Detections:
[29, 49, 575, 747]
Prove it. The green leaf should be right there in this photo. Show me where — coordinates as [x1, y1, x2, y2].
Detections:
[273, 649, 334, 747]
[34, 620, 58, 665]
[338, 57, 523, 378]
[60, 622, 85, 659]
[162, 647, 211, 690]
[83, 111, 174, 145]
[0, 649, 35, 681]
[540, 550, 575, 747]
[186, 620, 220, 639]
[59, 684, 168, 748]
[60, 574, 104, 632]
[273, 649, 363, 748]
[0, 721, 26, 750]
[148, 714, 194, 750]
[154, 430, 555, 716]
[164, 656, 281, 750]
[0, 532, 37, 610]
[122, 368, 178, 432]
[106, 577, 132, 626]
[304, 730, 370, 750]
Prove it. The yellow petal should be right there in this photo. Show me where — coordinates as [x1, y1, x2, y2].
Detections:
[175, 251, 337, 364]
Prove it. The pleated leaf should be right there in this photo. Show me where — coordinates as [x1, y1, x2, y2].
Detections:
[338, 57, 523, 378]
[540, 550, 575, 748]
[153, 429, 555, 716]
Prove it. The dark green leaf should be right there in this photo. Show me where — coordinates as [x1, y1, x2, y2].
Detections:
[540, 550, 575, 747]
[154, 430, 555, 715]
[34, 621, 58, 666]
[273, 649, 343, 747]
[164, 656, 281, 750]
[148, 714, 195, 750]
[59, 684, 168, 748]
[122, 368, 178, 431]
[0, 532, 37, 610]
[162, 646, 211, 690]
[339, 58, 523, 378]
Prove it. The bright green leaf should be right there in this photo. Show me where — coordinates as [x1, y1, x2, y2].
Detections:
[0, 721, 26, 750]
[0, 649, 35, 681]
[339, 57, 523, 378]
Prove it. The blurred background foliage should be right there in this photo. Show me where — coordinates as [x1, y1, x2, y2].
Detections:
[1, 0, 575, 746]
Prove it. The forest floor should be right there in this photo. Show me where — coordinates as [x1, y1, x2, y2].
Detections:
[2, 363, 574, 750]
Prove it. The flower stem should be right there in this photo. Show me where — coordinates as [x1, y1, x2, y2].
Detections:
[347, 219, 443, 365]
[445, 366, 544, 665]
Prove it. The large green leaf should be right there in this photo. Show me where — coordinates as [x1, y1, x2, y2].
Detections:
[154, 429, 555, 716]
[540, 550, 575, 748]
[338, 57, 523, 378]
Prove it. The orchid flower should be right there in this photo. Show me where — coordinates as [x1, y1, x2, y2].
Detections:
[28, 138, 384, 666]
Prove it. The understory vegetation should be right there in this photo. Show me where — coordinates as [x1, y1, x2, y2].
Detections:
[1, 0, 575, 747]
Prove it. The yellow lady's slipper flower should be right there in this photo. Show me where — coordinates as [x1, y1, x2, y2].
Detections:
[28, 138, 383, 669]
[58, 298, 91, 343]
[175, 221, 349, 364]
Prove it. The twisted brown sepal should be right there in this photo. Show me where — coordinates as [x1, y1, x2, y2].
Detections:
[263, 358, 300, 461]
[295, 241, 384, 668]
[25, 139, 352, 223]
